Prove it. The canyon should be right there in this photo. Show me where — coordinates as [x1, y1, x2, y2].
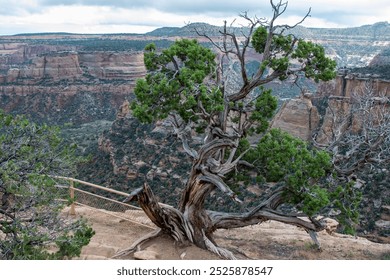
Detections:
[0, 42, 146, 123]
[1, 22, 389, 242]
[0, 22, 389, 124]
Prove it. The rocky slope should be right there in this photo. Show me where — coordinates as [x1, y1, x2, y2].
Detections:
[81, 101, 192, 206]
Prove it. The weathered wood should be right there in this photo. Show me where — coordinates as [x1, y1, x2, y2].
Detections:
[69, 180, 75, 216]
[126, 181, 324, 259]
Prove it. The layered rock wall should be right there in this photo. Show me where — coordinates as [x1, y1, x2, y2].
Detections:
[0, 50, 145, 83]
[273, 73, 389, 143]
[0, 42, 146, 124]
[79, 52, 146, 79]
[316, 73, 389, 145]
[334, 70, 389, 98]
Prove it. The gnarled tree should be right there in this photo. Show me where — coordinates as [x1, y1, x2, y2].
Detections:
[313, 78, 389, 234]
[117, 0, 339, 259]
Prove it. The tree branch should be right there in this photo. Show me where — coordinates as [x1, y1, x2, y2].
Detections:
[199, 170, 243, 203]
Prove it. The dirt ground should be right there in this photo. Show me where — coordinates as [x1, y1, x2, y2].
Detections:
[65, 205, 390, 260]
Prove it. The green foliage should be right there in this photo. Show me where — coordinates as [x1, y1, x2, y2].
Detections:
[272, 34, 294, 53]
[269, 57, 290, 80]
[252, 26, 268, 53]
[132, 39, 217, 124]
[251, 26, 336, 83]
[0, 110, 94, 259]
[245, 129, 332, 216]
[53, 222, 95, 259]
[252, 27, 294, 55]
[251, 129, 331, 181]
[330, 183, 362, 235]
[292, 40, 337, 82]
[300, 185, 330, 217]
[239, 129, 361, 224]
[248, 88, 278, 134]
[3, 219, 94, 260]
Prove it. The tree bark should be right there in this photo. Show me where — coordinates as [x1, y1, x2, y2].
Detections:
[125, 181, 324, 259]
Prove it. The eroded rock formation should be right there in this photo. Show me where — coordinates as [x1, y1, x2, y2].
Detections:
[271, 70, 389, 240]
[271, 93, 320, 141]
[0, 42, 146, 124]
[273, 72, 389, 144]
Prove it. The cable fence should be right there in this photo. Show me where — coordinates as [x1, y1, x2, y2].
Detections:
[54, 176, 155, 230]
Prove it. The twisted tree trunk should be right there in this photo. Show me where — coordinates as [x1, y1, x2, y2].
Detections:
[117, 1, 334, 259]
[122, 177, 324, 259]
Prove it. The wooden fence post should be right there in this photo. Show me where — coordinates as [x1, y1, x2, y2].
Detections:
[69, 180, 76, 215]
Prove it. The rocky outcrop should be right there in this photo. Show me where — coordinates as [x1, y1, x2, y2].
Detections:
[271, 71, 390, 241]
[314, 96, 353, 145]
[271, 93, 320, 141]
[0, 43, 78, 67]
[0, 43, 146, 84]
[79, 52, 146, 80]
[5, 52, 83, 82]
[315, 72, 389, 145]
[334, 69, 389, 98]
[274, 72, 389, 144]
[0, 40, 146, 124]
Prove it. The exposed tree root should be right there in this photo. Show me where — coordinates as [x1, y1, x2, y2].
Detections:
[202, 229, 236, 259]
[121, 183, 325, 260]
[111, 228, 162, 259]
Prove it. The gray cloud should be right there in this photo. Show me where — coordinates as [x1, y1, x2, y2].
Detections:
[0, 1, 40, 15]
[1, 0, 388, 35]
[39, 0, 269, 15]
[35, 0, 374, 27]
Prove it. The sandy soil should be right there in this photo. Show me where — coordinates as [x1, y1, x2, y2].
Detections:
[65, 205, 390, 260]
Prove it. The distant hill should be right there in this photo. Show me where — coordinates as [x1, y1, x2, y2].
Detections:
[307, 21, 390, 40]
[350, 47, 390, 79]
[145, 21, 390, 68]
[146, 21, 390, 41]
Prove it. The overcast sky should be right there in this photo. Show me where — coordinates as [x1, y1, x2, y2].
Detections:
[0, 0, 389, 35]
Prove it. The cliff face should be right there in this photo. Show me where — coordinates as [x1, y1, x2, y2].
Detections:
[271, 93, 320, 140]
[0, 43, 77, 66]
[315, 72, 389, 145]
[273, 72, 389, 142]
[271, 72, 390, 240]
[0, 42, 146, 124]
[10, 53, 82, 82]
[334, 71, 389, 98]
[78, 52, 146, 80]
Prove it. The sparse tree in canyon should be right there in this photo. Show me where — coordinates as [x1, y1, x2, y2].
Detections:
[0, 110, 94, 259]
[323, 81, 389, 176]
[118, 0, 341, 259]
[313, 80, 390, 234]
